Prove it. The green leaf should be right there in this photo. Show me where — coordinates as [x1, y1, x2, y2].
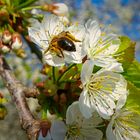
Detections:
[123, 60, 140, 88]
[126, 82, 140, 111]
[116, 36, 131, 53]
[115, 36, 136, 70]
[57, 64, 77, 84]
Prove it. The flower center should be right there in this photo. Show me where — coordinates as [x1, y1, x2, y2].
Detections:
[86, 75, 103, 94]
[66, 123, 81, 138]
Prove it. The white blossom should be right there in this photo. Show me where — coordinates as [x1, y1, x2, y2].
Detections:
[66, 101, 103, 140]
[106, 102, 140, 140]
[84, 19, 123, 72]
[28, 14, 85, 66]
[79, 60, 128, 119]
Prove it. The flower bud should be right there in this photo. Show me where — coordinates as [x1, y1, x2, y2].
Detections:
[38, 121, 51, 137]
[53, 94, 59, 103]
[52, 3, 69, 17]
[2, 30, 12, 44]
[0, 9, 9, 23]
[0, 92, 3, 98]
[11, 33, 22, 50]
[42, 3, 69, 17]
[14, 48, 26, 58]
[36, 82, 45, 89]
[1, 45, 10, 53]
[59, 93, 67, 105]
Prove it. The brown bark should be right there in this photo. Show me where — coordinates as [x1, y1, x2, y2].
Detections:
[0, 56, 48, 140]
[23, 86, 40, 98]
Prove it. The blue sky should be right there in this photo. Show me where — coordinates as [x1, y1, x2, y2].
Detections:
[78, 0, 140, 40]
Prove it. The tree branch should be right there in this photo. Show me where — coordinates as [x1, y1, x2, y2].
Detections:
[23, 87, 40, 98]
[0, 56, 49, 140]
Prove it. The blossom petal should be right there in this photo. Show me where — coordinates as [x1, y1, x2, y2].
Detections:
[66, 24, 85, 41]
[66, 102, 103, 140]
[43, 53, 64, 66]
[83, 129, 103, 140]
[79, 90, 94, 119]
[42, 14, 65, 36]
[66, 101, 83, 124]
[103, 58, 123, 72]
[116, 94, 127, 111]
[64, 50, 82, 64]
[81, 60, 94, 85]
[50, 120, 67, 140]
[94, 57, 123, 72]
[28, 24, 49, 51]
[106, 119, 116, 140]
[85, 19, 101, 48]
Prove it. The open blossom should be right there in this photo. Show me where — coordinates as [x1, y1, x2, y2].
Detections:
[79, 60, 128, 119]
[84, 19, 123, 72]
[106, 98, 140, 140]
[28, 14, 85, 66]
[66, 101, 103, 140]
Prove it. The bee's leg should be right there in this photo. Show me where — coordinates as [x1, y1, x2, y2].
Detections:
[58, 48, 64, 58]
[44, 41, 57, 54]
[44, 47, 50, 54]
[49, 46, 64, 58]
[55, 48, 64, 58]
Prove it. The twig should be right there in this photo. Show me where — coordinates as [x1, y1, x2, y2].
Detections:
[0, 56, 49, 140]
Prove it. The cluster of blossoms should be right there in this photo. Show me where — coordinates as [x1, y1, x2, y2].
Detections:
[0, 30, 22, 53]
[28, 14, 140, 140]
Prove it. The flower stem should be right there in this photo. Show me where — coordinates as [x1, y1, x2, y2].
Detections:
[21, 6, 42, 11]
[15, 0, 38, 10]
[52, 67, 56, 84]
[59, 80, 76, 84]
[57, 64, 76, 84]
[42, 109, 47, 119]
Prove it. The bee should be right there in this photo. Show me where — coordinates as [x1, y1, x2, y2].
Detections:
[44, 31, 81, 58]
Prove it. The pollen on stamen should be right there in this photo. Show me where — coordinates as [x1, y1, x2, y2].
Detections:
[87, 77, 103, 92]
